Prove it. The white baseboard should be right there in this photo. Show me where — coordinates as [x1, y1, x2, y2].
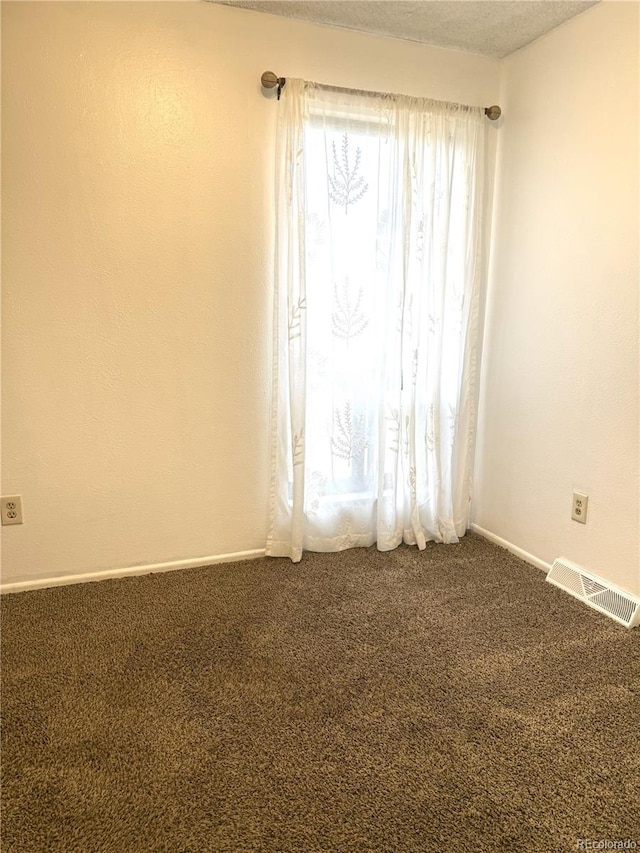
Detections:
[470, 524, 552, 573]
[0, 549, 266, 594]
[2, 530, 549, 594]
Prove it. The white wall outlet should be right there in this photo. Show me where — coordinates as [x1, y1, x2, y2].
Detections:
[571, 491, 588, 524]
[1, 496, 24, 525]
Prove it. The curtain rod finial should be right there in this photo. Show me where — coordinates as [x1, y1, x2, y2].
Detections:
[261, 71, 286, 99]
[261, 71, 279, 89]
[485, 105, 502, 121]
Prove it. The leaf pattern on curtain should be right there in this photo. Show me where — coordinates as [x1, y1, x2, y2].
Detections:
[266, 78, 486, 562]
[331, 277, 369, 341]
[288, 297, 306, 341]
[387, 407, 401, 454]
[410, 349, 419, 385]
[331, 403, 367, 461]
[448, 405, 459, 448]
[327, 133, 369, 213]
[292, 430, 305, 466]
[409, 466, 417, 501]
[402, 414, 410, 458]
[416, 218, 426, 262]
[306, 470, 328, 515]
[425, 403, 438, 452]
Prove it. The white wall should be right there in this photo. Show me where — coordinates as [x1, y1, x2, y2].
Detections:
[474, 1, 640, 594]
[1, 1, 500, 586]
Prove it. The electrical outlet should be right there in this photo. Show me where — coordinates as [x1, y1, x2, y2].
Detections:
[571, 492, 588, 524]
[1, 496, 23, 525]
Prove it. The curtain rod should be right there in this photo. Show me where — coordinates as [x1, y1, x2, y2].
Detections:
[260, 71, 502, 120]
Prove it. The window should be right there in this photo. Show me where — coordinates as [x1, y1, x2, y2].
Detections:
[267, 80, 486, 561]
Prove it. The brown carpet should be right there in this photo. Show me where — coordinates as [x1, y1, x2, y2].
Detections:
[2, 533, 639, 852]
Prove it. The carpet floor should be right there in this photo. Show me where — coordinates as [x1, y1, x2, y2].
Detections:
[2, 534, 639, 852]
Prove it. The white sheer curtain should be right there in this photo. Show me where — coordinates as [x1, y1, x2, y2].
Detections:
[266, 79, 486, 562]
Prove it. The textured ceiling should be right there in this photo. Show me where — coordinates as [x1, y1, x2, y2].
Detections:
[214, 1, 598, 59]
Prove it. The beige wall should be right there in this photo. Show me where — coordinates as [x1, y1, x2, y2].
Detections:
[474, 1, 640, 594]
[1, 1, 500, 585]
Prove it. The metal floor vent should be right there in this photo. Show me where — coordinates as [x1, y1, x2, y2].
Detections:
[546, 558, 640, 628]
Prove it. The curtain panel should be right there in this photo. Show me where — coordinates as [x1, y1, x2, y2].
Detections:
[267, 79, 486, 562]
